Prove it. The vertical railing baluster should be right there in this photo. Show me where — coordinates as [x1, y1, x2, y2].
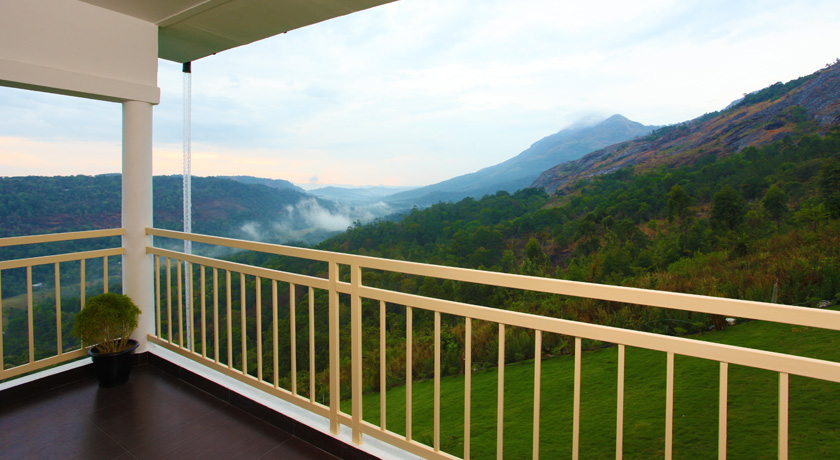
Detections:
[310, 287, 316, 403]
[328, 261, 340, 435]
[155, 256, 161, 339]
[256, 276, 262, 382]
[167, 258, 173, 344]
[226, 270, 232, 369]
[240, 273, 246, 375]
[27, 266, 34, 363]
[665, 352, 675, 460]
[617, 344, 625, 460]
[187, 262, 193, 351]
[80, 259, 85, 309]
[572, 337, 581, 460]
[201, 265, 207, 358]
[434, 310, 441, 452]
[465, 317, 472, 460]
[719, 362, 728, 460]
[351, 264, 363, 445]
[103, 256, 108, 293]
[177, 259, 183, 347]
[533, 330, 542, 460]
[406, 305, 413, 442]
[779, 373, 789, 460]
[213, 267, 219, 364]
[273, 280, 279, 389]
[291, 283, 297, 394]
[380, 299, 386, 431]
[497, 323, 505, 460]
[55, 263, 62, 355]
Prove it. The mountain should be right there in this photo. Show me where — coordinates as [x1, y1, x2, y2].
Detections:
[385, 114, 655, 207]
[309, 185, 416, 205]
[217, 175, 306, 193]
[533, 63, 840, 195]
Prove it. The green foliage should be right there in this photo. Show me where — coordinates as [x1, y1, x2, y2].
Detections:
[72, 293, 141, 353]
[735, 73, 817, 108]
[761, 184, 788, 222]
[711, 184, 746, 230]
[820, 158, 840, 218]
[666, 184, 691, 221]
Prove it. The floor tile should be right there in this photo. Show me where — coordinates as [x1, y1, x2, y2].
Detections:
[260, 437, 340, 460]
[0, 364, 366, 460]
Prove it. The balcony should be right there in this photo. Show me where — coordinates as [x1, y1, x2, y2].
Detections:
[5, 2, 838, 458]
[2, 228, 839, 459]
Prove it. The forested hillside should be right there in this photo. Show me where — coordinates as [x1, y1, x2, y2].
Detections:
[239, 128, 839, 396]
[317, 129, 840, 304]
[0, 174, 345, 248]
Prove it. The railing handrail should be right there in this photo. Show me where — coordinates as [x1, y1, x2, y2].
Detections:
[148, 227, 840, 332]
[0, 247, 124, 271]
[0, 228, 124, 248]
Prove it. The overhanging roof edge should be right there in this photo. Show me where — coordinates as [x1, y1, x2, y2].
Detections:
[157, 0, 399, 63]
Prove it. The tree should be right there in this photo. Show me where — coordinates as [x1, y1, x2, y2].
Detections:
[820, 158, 840, 218]
[525, 237, 546, 264]
[711, 185, 746, 230]
[761, 184, 788, 223]
[666, 184, 691, 221]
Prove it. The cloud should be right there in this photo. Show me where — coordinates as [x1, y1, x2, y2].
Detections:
[295, 198, 353, 232]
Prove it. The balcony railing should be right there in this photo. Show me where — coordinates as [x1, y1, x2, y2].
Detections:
[146, 228, 840, 460]
[0, 229, 123, 380]
[3, 228, 840, 459]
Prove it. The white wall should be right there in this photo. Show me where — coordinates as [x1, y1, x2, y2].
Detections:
[0, 0, 159, 103]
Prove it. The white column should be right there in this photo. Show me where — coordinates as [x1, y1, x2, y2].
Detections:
[122, 100, 154, 351]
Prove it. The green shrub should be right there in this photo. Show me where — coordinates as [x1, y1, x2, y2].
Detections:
[72, 293, 141, 353]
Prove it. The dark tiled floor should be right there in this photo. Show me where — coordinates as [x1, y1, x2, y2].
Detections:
[0, 365, 339, 460]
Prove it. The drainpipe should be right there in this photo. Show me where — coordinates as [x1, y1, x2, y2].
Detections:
[122, 100, 155, 352]
[183, 61, 192, 350]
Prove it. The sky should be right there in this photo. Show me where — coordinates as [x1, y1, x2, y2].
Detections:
[2, 0, 840, 188]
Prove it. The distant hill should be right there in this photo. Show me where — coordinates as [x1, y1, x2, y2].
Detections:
[309, 185, 416, 205]
[0, 175, 348, 245]
[533, 63, 840, 195]
[385, 114, 654, 207]
[216, 175, 305, 193]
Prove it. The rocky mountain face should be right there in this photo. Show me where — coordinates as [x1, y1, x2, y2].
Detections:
[385, 114, 654, 207]
[532, 63, 840, 195]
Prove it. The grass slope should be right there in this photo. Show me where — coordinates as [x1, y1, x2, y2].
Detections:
[343, 317, 840, 459]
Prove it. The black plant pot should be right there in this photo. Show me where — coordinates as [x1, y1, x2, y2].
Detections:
[89, 339, 139, 388]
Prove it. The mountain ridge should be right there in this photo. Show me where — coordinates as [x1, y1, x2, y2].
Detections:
[385, 114, 654, 206]
[533, 63, 840, 195]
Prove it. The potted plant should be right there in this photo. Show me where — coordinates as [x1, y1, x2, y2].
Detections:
[72, 293, 142, 387]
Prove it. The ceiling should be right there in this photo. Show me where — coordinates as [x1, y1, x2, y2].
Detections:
[81, 0, 398, 63]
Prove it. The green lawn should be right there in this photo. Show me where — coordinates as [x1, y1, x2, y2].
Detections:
[342, 318, 840, 459]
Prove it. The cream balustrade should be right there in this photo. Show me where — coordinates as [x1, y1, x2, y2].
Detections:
[0, 229, 124, 380]
[146, 228, 840, 460]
